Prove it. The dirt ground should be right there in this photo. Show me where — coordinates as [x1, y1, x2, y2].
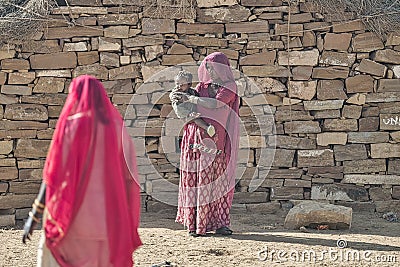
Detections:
[1, 209, 399, 267]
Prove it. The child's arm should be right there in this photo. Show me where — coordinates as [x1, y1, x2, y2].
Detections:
[170, 91, 192, 118]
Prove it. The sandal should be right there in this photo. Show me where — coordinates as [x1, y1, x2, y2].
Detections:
[188, 231, 206, 237]
[215, 226, 233, 235]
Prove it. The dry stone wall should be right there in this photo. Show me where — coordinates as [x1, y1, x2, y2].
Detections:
[0, 0, 400, 225]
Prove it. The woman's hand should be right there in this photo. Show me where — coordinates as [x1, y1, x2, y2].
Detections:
[22, 216, 37, 244]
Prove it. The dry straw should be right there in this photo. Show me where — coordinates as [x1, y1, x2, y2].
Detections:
[0, 0, 54, 43]
[309, 0, 400, 38]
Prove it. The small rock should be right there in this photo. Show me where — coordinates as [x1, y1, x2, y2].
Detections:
[382, 212, 398, 222]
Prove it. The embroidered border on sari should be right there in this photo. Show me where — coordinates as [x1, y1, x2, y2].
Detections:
[189, 143, 222, 155]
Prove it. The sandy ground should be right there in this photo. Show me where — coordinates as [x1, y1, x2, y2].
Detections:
[1, 209, 399, 267]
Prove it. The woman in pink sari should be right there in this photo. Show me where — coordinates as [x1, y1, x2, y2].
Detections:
[175, 52, 240, 237]
[22, 75, 142, 266]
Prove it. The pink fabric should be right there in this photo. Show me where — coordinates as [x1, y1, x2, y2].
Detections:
[176, 52, 239, 235]
[197, 52, 240, 188]
[43, 75, 141, 266]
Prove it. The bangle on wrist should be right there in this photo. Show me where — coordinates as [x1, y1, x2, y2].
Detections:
[29, 211, 41, 223]
[32, 203, 44, 213]
[34, 199, 45, 209]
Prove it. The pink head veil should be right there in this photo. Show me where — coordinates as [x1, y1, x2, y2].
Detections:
[43, 75, 141, 266]
[197, 52, 240, 189]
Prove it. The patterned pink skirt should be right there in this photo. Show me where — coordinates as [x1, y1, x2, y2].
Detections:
[176, 125, 234, 235]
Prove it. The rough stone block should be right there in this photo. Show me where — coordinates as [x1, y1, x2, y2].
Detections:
[14, 139, 51, 158]
[373, 49, 400, 64]
[348, 132, 389, 144]
[342, 105, 362, 119]
[324, 119, 358, 131]
[73, 64, 108, 80]
[345, 75, 374, 93]
[369, 187, 392, 201]
[312, 66, 349, 79]
[8, 72, 35, 85]
[311, 184, 368, 201]
[284, 121, 321, 133]
[324, 33, 352, 51]
[317, 80, 347, 100]
[1, 59, 30, 70]
[343, 175, 400, 185]
[304, 100, 344, 110]
[226, 21, 269, 33]
[30, 52, 77, 69]
[4, 104, 48, 121]
[319, 51, 355, 67]
[197, 6, 251, 23]
[288, 81, 316, 100]
[352, 32, 384, 52]
[284, 202, 352, 230]
[239, 51, 276, 65]
[269, 135, 316, 149]
[356, 59, 387, 77]
[359, 117, 379, 131]
[343, 159, 387, 174]
[371, 143, 400, 158]
[270, 187, 304, 200]
[297, 149, 334, 167]
[380, 114, 400, 130]
[1, 85, 31, 95]
[334, 144, 367, 161]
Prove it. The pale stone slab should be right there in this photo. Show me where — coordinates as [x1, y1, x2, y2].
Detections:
[242, 65, 290, 77]
[33, 77, 65, 93]
[342, 175, 400, 185]
[380, 114, 400, 130]
[304, 100, 343, 110]
[319, 51, 356, 67]
[278, 49, 319, 66]
[366, 92, 400, 103]
[297, 149, 334, 167]
[317, 132, 347, 146]
[346, 93, 366, 105]
[98, 37, 121, 51]
[142, 18, 175, 34]
[288, 81, 316, 100]
[4, 104, 48, 121]
[0, 140, 13, 154]
[197, 6, 251, 23]
[371, 143, 400, 158]
[197, 0, 238, 7]
[348, 132, 389, 143]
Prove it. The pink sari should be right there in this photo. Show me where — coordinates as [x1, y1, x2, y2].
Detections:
[42, 75, 141, 266]
[176, 52, 240, 235]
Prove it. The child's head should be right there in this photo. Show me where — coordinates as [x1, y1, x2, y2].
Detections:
[174, 70, 193, 92]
